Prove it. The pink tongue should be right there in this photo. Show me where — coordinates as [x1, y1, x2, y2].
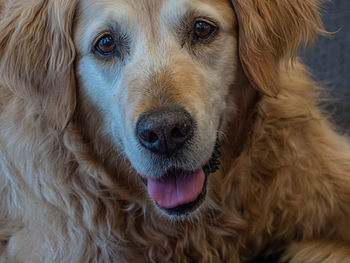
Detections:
[147, 169, 205, 209]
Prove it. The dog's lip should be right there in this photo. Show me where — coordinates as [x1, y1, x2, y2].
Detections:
[141, 165, 208, 184]
[140, 140, 221, 215]
[140, 139, 221, 184]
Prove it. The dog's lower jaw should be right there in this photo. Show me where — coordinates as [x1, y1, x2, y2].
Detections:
[157, 174, 208, 217]
[143, 141, 221, 217]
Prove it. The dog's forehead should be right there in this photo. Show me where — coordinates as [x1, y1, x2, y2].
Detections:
[77, 0, 234, 27]
[75, 0, 235, 55]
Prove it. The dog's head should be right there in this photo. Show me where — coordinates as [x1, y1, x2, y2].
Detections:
[0, 0, 323, 217]
[74, 0, 239, 216]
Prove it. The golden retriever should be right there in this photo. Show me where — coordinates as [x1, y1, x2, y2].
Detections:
[0, 0, 350, 262]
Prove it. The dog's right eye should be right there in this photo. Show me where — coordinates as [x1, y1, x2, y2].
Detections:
[94, 34, 118, 57]
[194, 21, 216, 40]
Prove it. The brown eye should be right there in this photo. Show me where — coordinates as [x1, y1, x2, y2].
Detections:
[194, 21, 216, 39]
[95, 34, 117, 56]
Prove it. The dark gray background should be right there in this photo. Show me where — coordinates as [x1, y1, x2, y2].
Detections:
[253, 2, 349, 262]
[301, 0, 350, 131]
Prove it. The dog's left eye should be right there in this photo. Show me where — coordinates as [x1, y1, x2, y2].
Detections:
[94, 34, 118, 56]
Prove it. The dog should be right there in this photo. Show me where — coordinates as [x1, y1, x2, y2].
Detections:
[1, 0, 350, 262]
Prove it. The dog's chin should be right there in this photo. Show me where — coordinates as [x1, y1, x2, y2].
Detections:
[141, 142, 221, 217]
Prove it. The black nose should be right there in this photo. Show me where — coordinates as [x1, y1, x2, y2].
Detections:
[136, 107, 194, 155]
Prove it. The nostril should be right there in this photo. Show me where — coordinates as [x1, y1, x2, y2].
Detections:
[171, 123, 191, 139]
[139, 129, 159, 144]
[147, 132, 158, 143]
[171, 127, 184, 138]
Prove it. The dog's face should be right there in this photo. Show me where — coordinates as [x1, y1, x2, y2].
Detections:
[74, 0, 238, 216]
[0, 0, 322, 218]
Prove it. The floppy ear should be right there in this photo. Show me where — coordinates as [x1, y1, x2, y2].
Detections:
[231, 0, 324, 96]
[0, 0, 78, 131]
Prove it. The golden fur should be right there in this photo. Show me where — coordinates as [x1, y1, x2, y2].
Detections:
[0, 0, 350, 262]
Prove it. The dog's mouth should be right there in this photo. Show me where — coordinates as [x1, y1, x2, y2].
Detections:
[144, 141, 221, 216]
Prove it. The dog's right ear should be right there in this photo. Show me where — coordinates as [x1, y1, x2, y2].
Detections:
[0, 0, 78, 132]
[231, 0, 324, 97]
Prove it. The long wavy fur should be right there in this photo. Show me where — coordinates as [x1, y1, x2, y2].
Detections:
[1, 0, 350, 262]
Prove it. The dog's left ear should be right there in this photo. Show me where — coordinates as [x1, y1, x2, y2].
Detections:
[231, 0, 324, 97]
[0, 0, 78, 131]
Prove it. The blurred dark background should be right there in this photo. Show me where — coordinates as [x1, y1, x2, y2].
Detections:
[301, 0, 350, 132]
[253, 2, 349, 262]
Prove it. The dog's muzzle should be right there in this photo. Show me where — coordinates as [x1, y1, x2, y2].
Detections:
[136, 106, 221, 216]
